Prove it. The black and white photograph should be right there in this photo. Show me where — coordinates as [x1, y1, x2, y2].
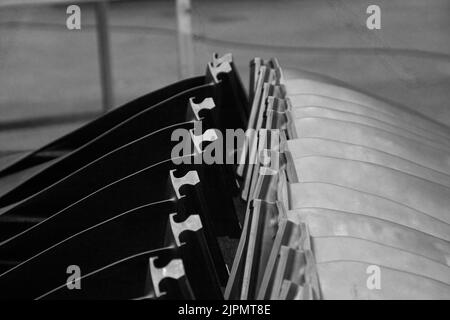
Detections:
[0, 0, 449, 304]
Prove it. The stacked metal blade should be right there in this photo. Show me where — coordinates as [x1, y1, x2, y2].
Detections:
[226, 58, 450, 300]
[1, 53, 449, 300]
[0, 54, 248, 300]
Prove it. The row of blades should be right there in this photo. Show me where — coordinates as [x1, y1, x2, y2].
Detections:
[226, 57, 450, 300]
[0, 53, 449, 299]
[0, 54, 248, 299]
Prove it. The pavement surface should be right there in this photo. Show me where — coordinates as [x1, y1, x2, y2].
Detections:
[0, 0, 449, 151]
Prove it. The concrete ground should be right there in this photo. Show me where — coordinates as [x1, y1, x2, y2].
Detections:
[1, 0, 450, 152]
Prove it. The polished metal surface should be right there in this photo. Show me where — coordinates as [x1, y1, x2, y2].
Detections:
[228, 58, 450, 300]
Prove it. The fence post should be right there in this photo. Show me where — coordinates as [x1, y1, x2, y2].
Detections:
[176, 0, 195, 79]
[95, 1, 114, 112]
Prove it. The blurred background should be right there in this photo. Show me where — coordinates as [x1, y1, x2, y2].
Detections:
[0, 0, 449, 153]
